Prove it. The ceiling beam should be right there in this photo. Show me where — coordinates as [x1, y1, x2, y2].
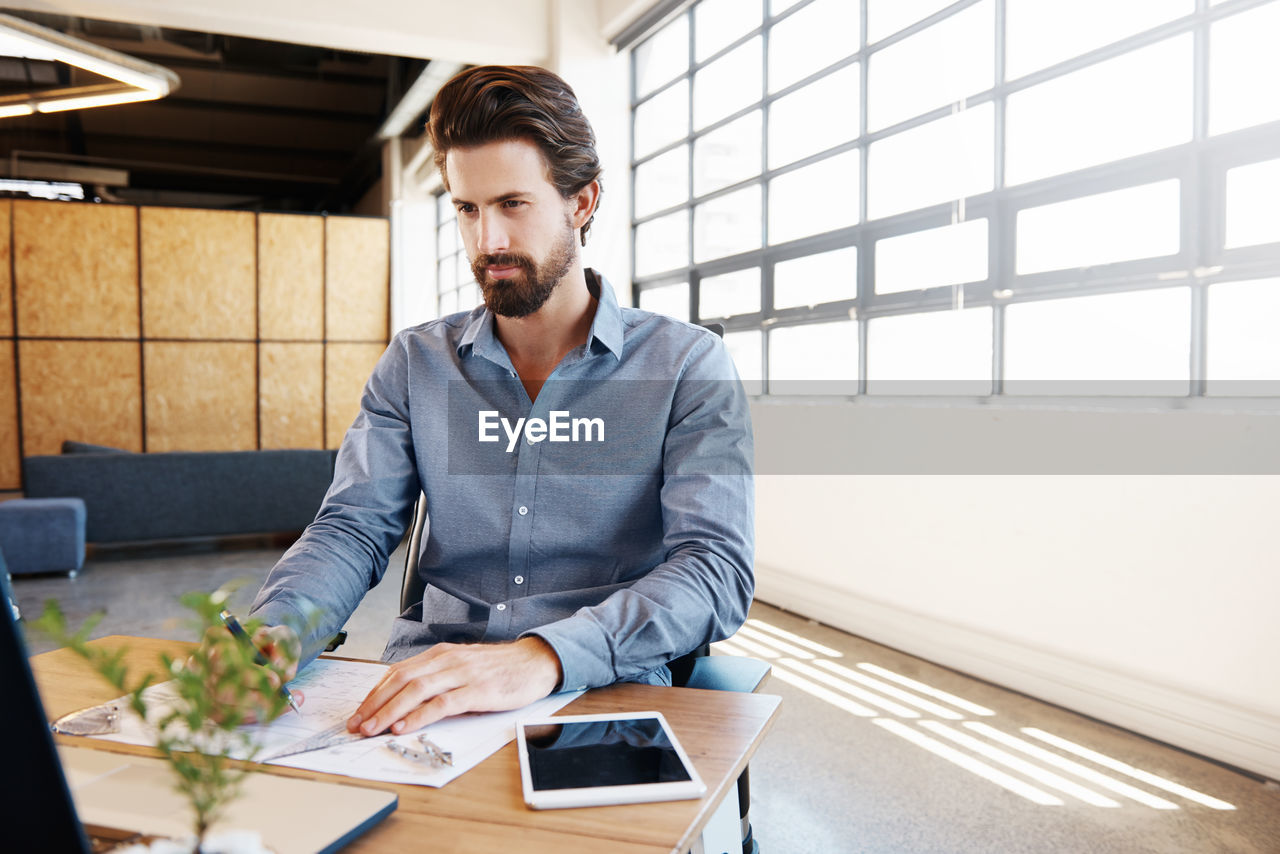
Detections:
[0, 0, 552, 64]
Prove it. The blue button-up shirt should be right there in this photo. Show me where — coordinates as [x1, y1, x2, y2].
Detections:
[250, 270, 754, 691]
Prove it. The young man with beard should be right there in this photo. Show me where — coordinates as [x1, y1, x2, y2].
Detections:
[243, 65, 754, 738]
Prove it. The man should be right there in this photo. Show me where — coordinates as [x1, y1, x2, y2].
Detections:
[245, 65, 754, 739]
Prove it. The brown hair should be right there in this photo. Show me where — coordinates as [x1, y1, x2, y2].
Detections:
[429, 65, 603, 245]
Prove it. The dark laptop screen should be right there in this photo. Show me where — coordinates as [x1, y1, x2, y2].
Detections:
[0, 572, 92, 854]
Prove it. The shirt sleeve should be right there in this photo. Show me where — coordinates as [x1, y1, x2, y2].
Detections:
[249, 334, 420, 668]
[527, 331, 755, 691]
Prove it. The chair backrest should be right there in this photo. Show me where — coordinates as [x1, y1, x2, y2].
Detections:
[701, 321, 725, 337]
[399, 494, 429, 614]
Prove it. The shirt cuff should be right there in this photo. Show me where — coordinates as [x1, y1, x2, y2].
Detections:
[248, 600, 327, 670]
[524, 616, 615, 693]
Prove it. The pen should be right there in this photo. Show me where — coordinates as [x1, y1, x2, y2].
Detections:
[218, 609, 303, 716]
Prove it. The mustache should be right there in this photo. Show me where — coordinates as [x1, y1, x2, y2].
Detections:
[474, 252, 535, 270]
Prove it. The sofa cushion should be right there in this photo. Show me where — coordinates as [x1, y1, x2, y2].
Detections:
[61, 441, 132, 455]
[22, 449, 337, 543]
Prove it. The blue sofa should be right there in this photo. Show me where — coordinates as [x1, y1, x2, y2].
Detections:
[22, 443, 338, 544]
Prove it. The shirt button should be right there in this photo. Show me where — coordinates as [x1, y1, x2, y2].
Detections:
[518, 506, 528, 516]
[496, 603, 507, 612]
[514, 575, 524, 585]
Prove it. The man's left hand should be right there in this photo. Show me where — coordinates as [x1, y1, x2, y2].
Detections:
[346, 636, 563, 736]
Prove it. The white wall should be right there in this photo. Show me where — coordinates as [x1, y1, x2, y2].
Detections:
[752, 400, 1280, 780]
[596, 0, 661, 40]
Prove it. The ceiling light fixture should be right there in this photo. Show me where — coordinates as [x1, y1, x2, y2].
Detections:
[0, 13, 179, 117]
[0, 178, 85, 200]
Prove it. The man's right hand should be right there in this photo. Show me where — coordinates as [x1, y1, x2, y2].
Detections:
[346, 636, 562, 736]
[193, 623, 305, 723]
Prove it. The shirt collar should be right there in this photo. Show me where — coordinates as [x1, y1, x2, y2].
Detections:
[585, 268, 624, 361]
[456, 268, 624, 362]
[456, 304, 496, 360]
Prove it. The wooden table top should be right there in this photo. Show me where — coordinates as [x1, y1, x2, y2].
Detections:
[31, 636, 781, 854]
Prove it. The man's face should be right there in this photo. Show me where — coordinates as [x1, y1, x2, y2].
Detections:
[447, 139, 579, 318]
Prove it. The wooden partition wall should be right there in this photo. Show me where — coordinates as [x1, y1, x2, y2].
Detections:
[0, 199, 390, 491]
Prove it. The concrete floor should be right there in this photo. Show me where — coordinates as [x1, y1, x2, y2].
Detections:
[11, 541, 1280, 853]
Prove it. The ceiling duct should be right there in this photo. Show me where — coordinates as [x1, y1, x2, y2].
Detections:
[10, 159, 128, 186]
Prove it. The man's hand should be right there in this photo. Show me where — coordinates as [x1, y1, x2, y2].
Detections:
[347, 636, 562, 736]
[194, 623, 305, 723]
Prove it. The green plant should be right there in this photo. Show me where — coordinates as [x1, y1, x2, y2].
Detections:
[36, 585, 298, 853]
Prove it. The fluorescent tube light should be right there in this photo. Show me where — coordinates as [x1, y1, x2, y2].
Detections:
[0, 179, 85, 200]
[36, 89, 163, 113]
[0, 13, 179, 117]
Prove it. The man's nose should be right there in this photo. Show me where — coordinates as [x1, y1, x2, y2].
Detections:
[476, 212, 509, 255]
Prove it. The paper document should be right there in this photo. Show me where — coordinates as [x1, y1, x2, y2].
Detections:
[81, 658, 581, 787]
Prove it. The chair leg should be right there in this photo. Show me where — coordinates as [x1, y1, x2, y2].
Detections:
[738, 766, 758, 854]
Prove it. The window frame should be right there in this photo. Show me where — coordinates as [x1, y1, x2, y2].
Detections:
[628, 0, 1280, 401]
[434, 194, 477, 318]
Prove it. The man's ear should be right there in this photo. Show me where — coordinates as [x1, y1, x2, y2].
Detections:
[569, 180, 600, 230]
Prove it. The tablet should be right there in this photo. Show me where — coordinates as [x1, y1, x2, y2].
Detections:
[515, 711, 706, 809]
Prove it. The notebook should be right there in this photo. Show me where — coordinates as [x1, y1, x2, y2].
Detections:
[0, 571, 397, 853]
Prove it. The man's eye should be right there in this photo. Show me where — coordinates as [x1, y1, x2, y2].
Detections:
[503, 200, 524, 208]
[457, 204, 476, 214]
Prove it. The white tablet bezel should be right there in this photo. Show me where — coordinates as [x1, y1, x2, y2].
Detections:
[515, 710, 706, 810]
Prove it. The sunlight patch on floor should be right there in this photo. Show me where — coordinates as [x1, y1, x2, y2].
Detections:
[716, 619, 1237, 811]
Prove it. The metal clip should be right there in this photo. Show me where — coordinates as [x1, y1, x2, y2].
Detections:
[52, 702, 121, 736]
[384, 731, 452, 767]
[417, 732, 452, 766]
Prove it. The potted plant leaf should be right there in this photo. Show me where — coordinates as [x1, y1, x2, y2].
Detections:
[35, 584, 300, 854]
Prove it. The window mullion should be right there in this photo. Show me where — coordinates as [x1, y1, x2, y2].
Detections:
[626, 0, 1275, 402]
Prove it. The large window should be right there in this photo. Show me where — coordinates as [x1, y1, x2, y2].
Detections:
[435, 194, 479, 318]
[628, 0, 1280, 397]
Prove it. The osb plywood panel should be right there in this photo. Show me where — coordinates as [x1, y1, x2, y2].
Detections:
[326, 216, 389, 342]
[325, 342, 385, 449]
[0, 342, 19, 489]
[18, 340, 143, 457]
[259, 342, 323, 450]
[141, 207, 255, 340]
[144, 341, 256, 452]
[259, 213, 323, 341]
[14, 201, 139, 338]
[0, 200, 11, 338]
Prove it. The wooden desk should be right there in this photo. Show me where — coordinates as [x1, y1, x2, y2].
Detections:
[31, 636, 781, 854]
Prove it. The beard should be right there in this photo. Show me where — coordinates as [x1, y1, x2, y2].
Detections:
[471, 221, 576, 318]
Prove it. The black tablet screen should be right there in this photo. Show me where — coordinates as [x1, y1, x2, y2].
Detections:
[524, 717, 693, 791]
